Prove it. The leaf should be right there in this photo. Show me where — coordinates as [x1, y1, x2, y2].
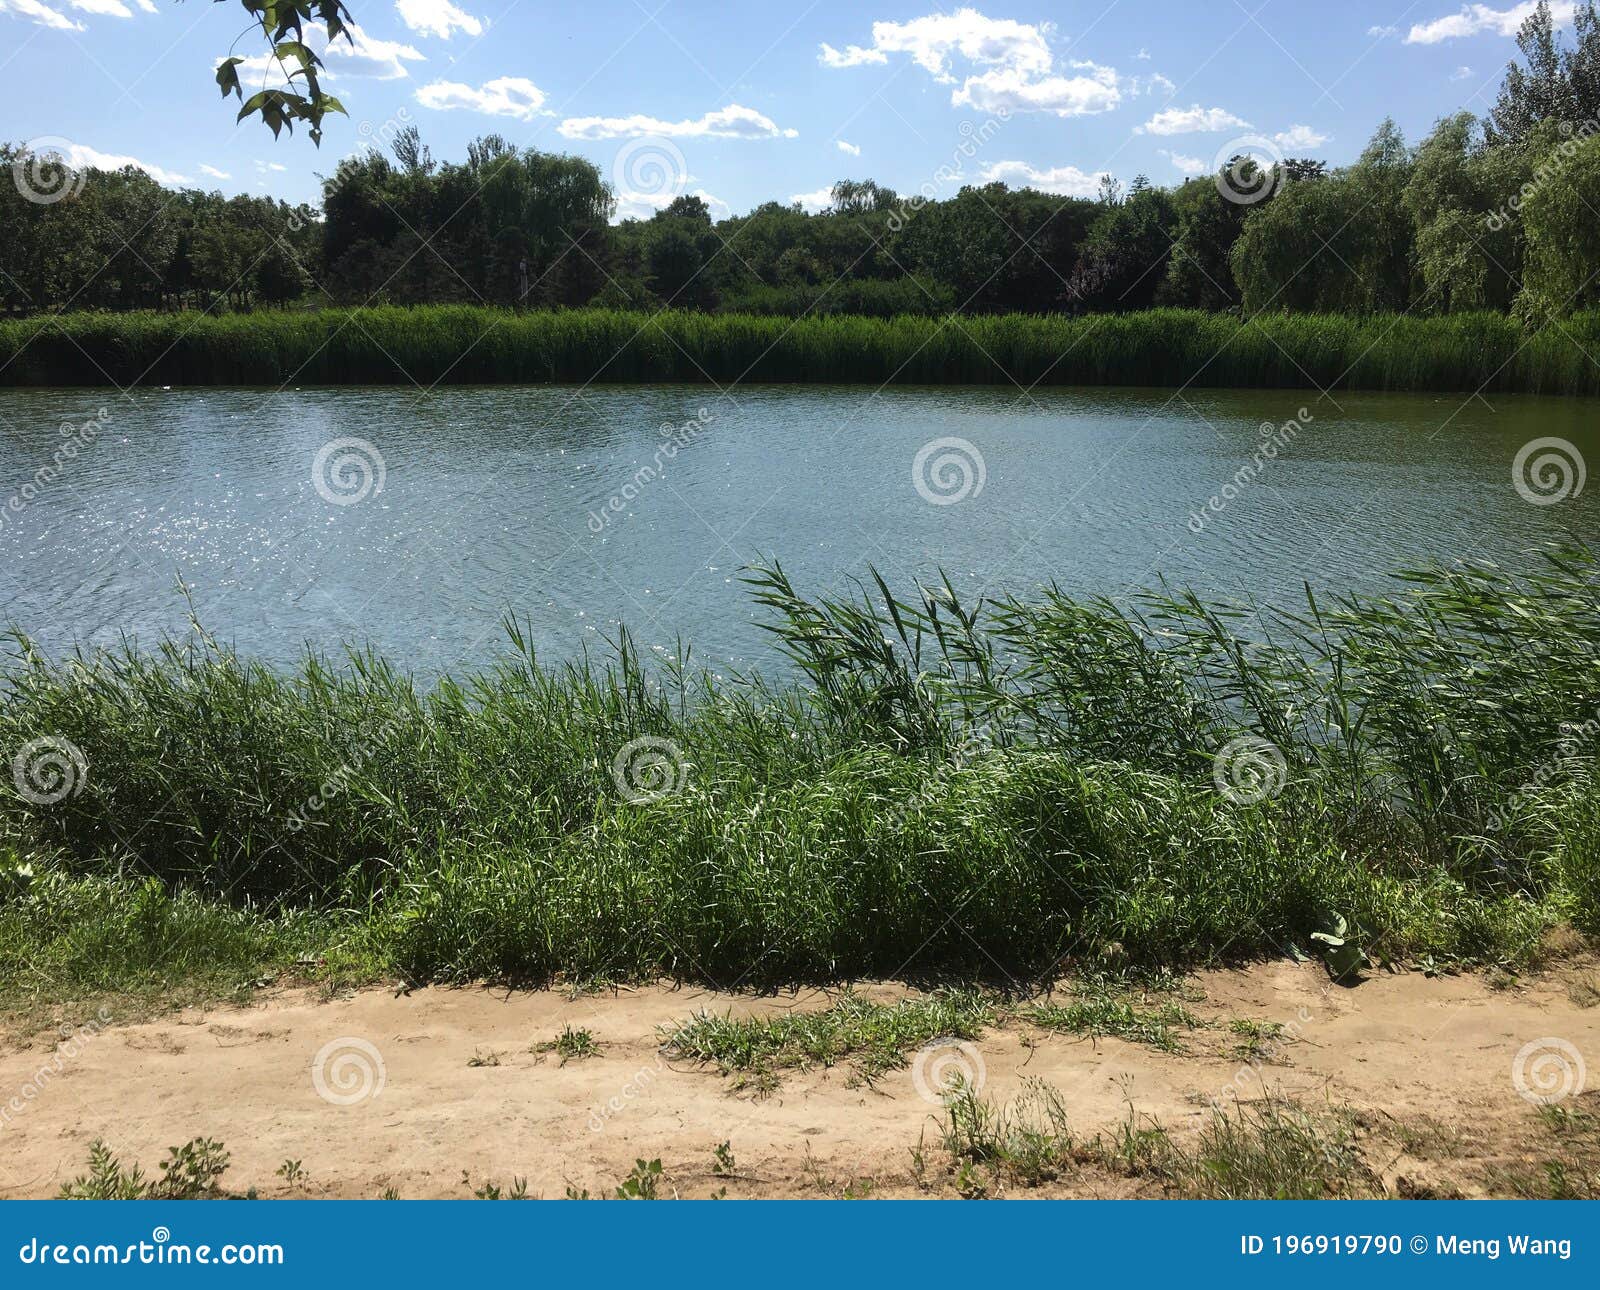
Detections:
[273, 40, 313, 69]
[1309, 911, 1370, 981]
[215, 56, 244, 100]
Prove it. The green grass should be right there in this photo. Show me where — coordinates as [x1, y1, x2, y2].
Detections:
[1026, 997, 1200, 1053]
[937, 1081, 1385, 1197]
[1105, 1101, 1386, 1199]
[0, 858, 339, 1017]
[661, 989, 993, 1084]
[2, 547, 1599, 1000]
[5, 305, 1600, 393]
[534, 1024, 599, 1064]
[59, 1137, 232, 1200]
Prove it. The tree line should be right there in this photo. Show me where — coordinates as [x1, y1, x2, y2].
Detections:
[5, 0, 1599, 323]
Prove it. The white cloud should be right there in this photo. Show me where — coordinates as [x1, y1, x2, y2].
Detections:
[977, 159, 1109, 197]
[1134, 46, 1151, 60]
[836, 139, 861, 155]
[41, 142, 187, 185]
[820, 8, 1123, 118]
[198, 164, 231, 179]
[1272, 123, 1328, 149]
[1134, 71, 1176, 98]
[0, 0, 158, 23]
[954, 60, 1122, 116]
[1159, 149, 1207, 176]
[226, 23, 423, 83]
[417, 75, 546, 119]
[616, 187, 729, 221]
[819, 9, 1053, 79]
[790, 186, 837, 213]
[1451, 63, 1475, 79]
[0, 0, 85, 29]
[1137, 104, 1250, 134]
[65, 0, 133, 16]
[334, 23, 426, 78]
[394, 0, 482, 39]
[1405, 2, 1574, 45]
[818, 42, 889, 68]
[1139, 104, 1248, 136]
[558, 104, 797, 140]
[1368, 24, 1399, 37]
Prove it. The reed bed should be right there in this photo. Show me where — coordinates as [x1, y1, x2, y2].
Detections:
[2, 550, 1598, 990]
[4, 306, 1600, 394]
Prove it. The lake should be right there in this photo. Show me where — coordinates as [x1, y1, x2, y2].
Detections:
[1, 383, 1595, 675]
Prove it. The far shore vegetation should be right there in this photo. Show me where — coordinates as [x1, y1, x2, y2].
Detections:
[4, 305, 1600, 393]
[4, 3, 1600, 397]
[3, 549, 1598, 1006]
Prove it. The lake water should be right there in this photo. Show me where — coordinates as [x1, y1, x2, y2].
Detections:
[1, 383, 1595, 675]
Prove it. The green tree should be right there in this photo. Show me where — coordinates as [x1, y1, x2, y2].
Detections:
[1517, 131, 1600, 318]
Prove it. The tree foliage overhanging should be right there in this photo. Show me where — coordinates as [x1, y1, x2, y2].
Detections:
[6, 0, 1600, 323]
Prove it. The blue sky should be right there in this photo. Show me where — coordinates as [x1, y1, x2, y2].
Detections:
[0, 1, 1582, 217]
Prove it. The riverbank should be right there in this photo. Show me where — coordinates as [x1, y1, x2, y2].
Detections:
[2, 552, 1597, 998]
[4, 306, 1600, 394]
[3, 960, 1596, 1199]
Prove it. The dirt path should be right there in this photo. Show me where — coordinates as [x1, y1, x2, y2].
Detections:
[2, 959, 1596, 1198]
